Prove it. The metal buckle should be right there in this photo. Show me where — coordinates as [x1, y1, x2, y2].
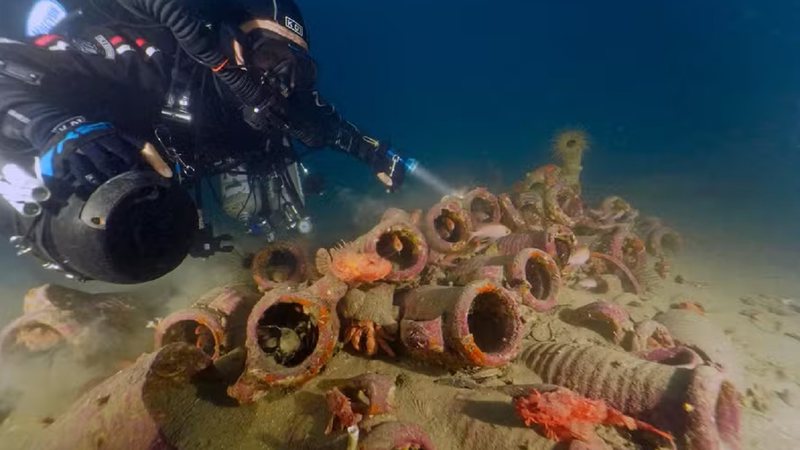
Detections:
[154, 126, 195, 177]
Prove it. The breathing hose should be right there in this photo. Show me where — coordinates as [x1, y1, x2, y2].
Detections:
[114, 0, 270, 115]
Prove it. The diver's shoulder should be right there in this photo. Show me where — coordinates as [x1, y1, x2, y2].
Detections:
[46, 5, 176, 53]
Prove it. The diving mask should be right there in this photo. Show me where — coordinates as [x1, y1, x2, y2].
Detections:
[239, 30, 318, 97]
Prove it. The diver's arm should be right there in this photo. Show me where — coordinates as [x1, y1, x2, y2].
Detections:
[0, 55, 80, 153]
[286, 89, 358, 150]
[0, 35, 168, 136]
[0, 37, 176, 282]
[0, 37, 171, 189]
[287, 90, 408, 190]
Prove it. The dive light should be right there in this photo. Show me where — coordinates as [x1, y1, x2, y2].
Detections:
[386, 148, 419, 175]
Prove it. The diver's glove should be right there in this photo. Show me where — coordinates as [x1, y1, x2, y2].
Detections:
[37, 117, 172, 194]
[354, 136, 409, 192]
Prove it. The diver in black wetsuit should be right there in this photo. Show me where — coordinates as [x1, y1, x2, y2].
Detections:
[0, 0, 414, 284]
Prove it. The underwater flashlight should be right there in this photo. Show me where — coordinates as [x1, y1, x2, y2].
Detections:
[381, 148, 457, 196]
[385, 148, 419, 175]
[297, 218, 313, 234]
[382, 148, 457, 195]
[376, 148, 419, 190]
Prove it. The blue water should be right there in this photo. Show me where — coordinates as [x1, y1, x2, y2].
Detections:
[300, 0, 800, 254]
[1, 1, 798, 248]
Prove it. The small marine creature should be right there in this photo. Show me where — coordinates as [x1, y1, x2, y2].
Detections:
[375, 232, 409, 261]
[267, 265, 293, 283]
[324, 374, 397, 445]
[325, 387, 363, 434]
[257, 323, 307, 366]
[471, 224, 511, 241]
[435, 215, 458, 240]
[553, 129, 589, 161]
[387, 234, 405, 255]
[194, 325, 216, 354]
[566, 245, 591, 268]
[342, 320, 396, 357]
[316, 243, 392, 284]
[514, 387, 674, 447]
[145, 318, 162, 329]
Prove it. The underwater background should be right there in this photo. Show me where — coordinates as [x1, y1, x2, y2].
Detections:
[0, 2, 799, 448]
[0, 0, 798, 279]
[298, 0, 800, 298]
[302, 0, 800, 243]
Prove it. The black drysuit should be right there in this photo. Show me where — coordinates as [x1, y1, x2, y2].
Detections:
[0, 10, 373, 259]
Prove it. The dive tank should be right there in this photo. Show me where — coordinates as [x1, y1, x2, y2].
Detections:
[46, 171, 198, 284]
[218, 166, 312, 239]
[219, 168, 264, 223]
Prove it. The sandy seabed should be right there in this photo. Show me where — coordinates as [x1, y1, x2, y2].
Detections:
[0, 246, 796, 449]
[0, 198, 797, 450]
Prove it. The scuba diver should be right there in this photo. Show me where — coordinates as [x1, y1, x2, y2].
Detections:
[0, 0, 416, 284]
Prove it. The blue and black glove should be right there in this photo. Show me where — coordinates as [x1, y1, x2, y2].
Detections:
[38, 117, 171, 193]
[355, 136, 414, 192]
